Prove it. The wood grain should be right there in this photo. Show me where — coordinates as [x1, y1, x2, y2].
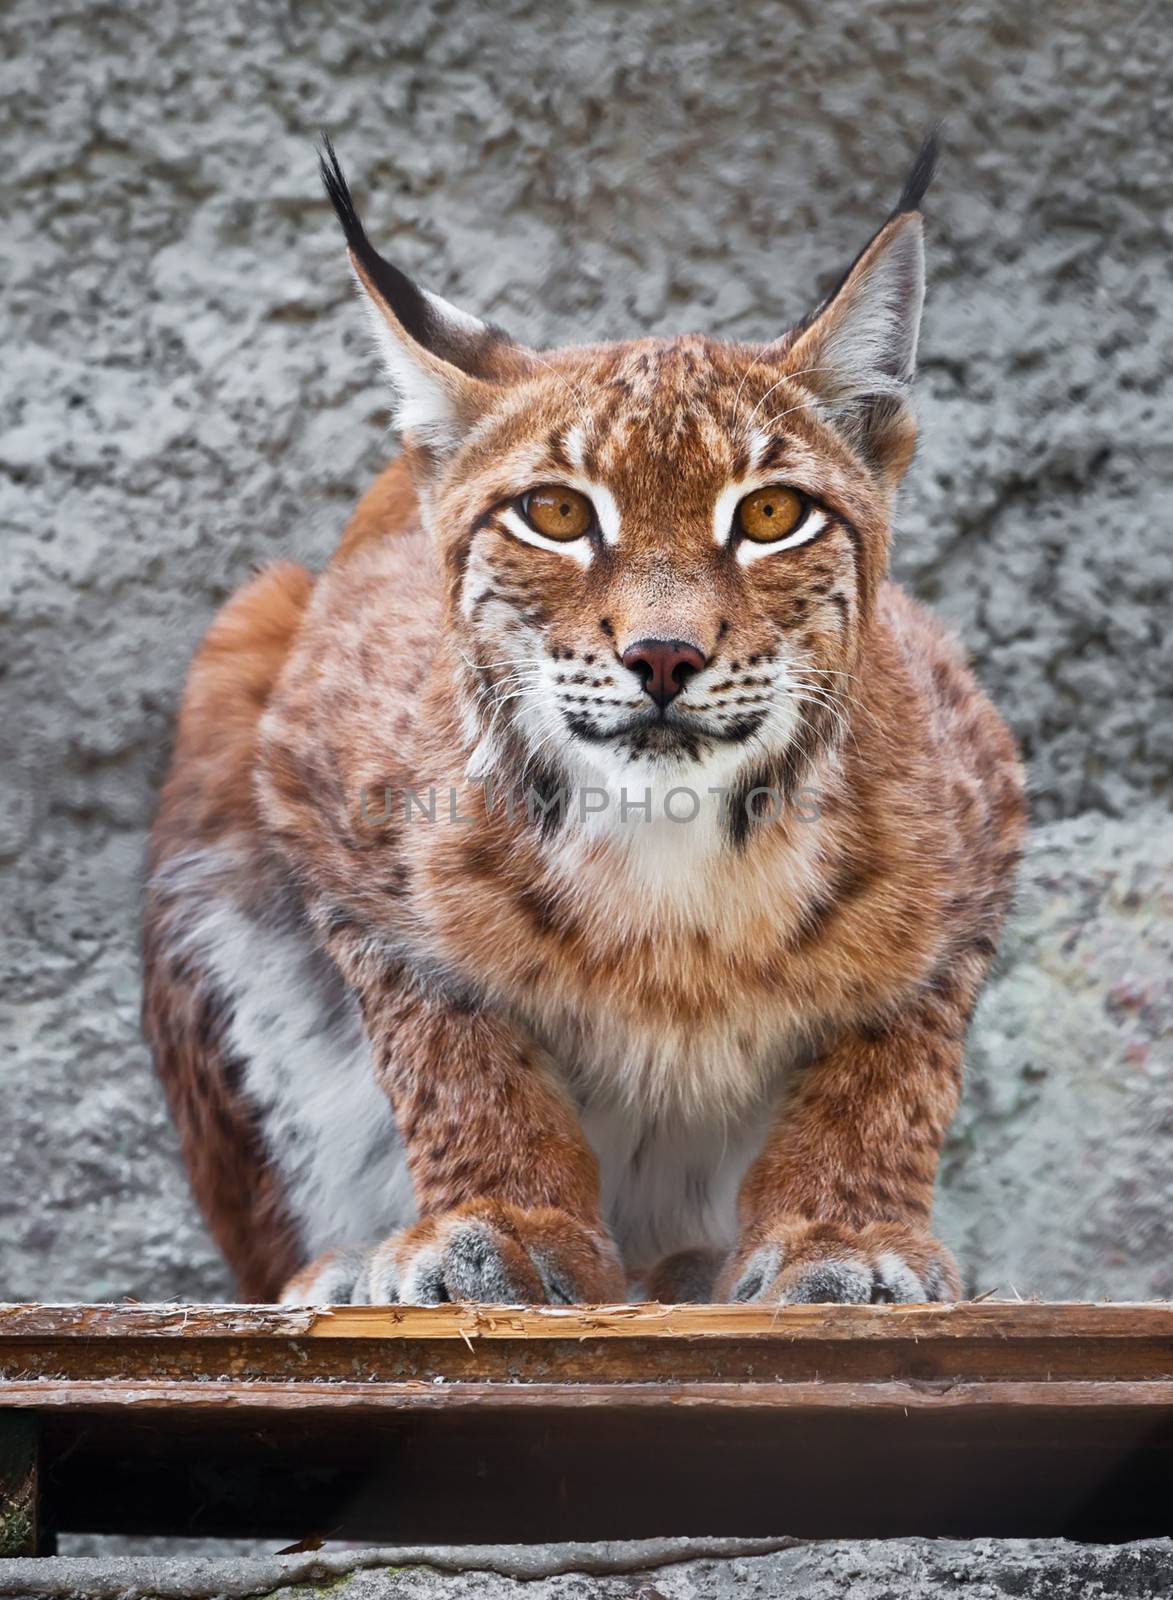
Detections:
[2, 1302, 1171, 1387]
[2, 1378, 1172, 1412]
[3, 1300, 1171, 1342]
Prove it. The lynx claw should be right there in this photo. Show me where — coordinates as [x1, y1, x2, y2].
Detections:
[721, 1218, 960, 1306]
[283, 1200, 624, 1307]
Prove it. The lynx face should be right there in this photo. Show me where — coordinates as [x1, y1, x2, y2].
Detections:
[322, 140, 930, 818]
[443, 340, 890, 804]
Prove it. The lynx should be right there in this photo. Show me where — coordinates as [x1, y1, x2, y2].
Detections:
[143, 135, 1025, 1306]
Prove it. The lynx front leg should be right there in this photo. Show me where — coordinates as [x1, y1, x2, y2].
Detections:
[285, 977, 623, 1306]
[719, 986, 969, 1305]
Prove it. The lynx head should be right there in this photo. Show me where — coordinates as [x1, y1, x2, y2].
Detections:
[322, 136, 935, 832]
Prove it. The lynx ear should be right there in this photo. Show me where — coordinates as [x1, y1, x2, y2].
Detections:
[319, 139, 516, 457]
[783, 134, 937, 483]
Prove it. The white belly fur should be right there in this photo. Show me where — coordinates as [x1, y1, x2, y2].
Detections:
[581, 1098, 772, 1269]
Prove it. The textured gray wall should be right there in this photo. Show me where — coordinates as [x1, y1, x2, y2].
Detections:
[1, 0, 1170, 1304]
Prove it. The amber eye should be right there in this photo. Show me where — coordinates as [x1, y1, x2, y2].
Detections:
[736, 486, 807, 544]
[521, 486, 595, 542]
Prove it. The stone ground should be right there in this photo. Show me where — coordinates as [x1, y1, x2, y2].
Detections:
[1, 0, 1171, 1588]
[4, 1539, 1173, 1600]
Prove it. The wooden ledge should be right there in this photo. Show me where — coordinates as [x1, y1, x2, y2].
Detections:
[2, 1300, 1171, 1386]
[1, 1302, 1171, 1549]
[4, 1299, 1173, 1340]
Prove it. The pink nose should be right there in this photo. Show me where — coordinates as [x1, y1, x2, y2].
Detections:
[621, 638, 707, 709]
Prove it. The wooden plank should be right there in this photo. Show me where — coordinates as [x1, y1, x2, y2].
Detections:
[3, 1300, 1172, 1341]
[0, 1413, 38, 1558]
[2, 1378, 1172, 1413]
[2, 1303, 1171, 1387]
[306, 1301, 1173, 1342]
[1, 1303, 1170, 1544]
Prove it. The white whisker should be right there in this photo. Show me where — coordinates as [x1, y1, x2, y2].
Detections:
[742, 365, 834, 435]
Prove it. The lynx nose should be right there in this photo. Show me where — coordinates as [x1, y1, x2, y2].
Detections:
[621, 638, 707, 710]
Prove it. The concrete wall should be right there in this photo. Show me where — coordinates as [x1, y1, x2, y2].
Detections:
[1, 0, 1169, 1303]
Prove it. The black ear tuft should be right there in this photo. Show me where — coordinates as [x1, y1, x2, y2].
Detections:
[317, 134, 436, 349]
[318, 135, 362, 250]
[893, 126, 941, 217]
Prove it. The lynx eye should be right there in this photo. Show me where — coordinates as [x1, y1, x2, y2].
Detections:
[736, 486, 807, 544]
[521, 486, 594, 542]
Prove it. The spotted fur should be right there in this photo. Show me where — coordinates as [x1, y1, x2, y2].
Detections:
[143, 135, 1025, 1304]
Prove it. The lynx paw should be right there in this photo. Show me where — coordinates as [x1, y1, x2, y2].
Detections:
[719, 1218, 960, 1305]
[283, 1200, 625, 1306]
[642, 1248, 726, 1303]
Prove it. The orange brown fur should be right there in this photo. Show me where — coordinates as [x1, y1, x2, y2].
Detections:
[336, 454, 417, 560]
[143, 562, 314, 1299]
[144, 140, 1025, 1306]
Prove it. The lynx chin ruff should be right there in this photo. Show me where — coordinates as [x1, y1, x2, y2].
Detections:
[144, 134, 1025, 1307]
